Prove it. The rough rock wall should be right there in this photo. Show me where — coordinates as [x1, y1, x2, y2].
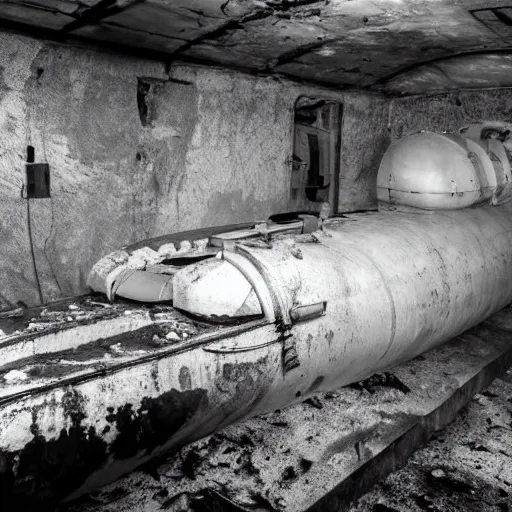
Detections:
[388, 89, 512, 140]
[168, 64, 391, 219]
[339, 94, 390, 212]
[0, 32, 390, 306]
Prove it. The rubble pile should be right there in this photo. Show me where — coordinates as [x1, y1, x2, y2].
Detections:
[0, 300, 205, 386]
[150, 306, 200, 345]
[27, 298, 119, 331]
[0, 298, 201, 343]
[0, 296, 124, 339]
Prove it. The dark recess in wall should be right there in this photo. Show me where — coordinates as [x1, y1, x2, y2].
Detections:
[137, 77, 171, 127]
[137, 78, 152, 127]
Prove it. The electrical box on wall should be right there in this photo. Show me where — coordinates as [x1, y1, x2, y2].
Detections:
[26, 163, 51, 198]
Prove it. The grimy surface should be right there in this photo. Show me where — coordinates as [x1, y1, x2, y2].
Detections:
[0, 29, 389, 308]
[1, 0, 512, 94]
[4, 24, 512, 309]
[2, 206, 512, 511]
[63, 308, 512, 512]
[350, 372, 512, 512]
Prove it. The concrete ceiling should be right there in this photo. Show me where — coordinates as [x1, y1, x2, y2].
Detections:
[2, 0, 512, 95]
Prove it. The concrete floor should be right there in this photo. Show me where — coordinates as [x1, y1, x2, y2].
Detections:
[349, 368, 512, 512]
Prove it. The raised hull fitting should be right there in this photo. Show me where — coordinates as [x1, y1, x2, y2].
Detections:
[2, 125, 512, 509]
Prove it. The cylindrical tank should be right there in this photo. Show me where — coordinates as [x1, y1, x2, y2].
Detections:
[171, 126, 512, 412]
[171, 204, 512, 415]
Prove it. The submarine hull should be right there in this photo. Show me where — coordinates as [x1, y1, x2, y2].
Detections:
[1, 206, 512, 508]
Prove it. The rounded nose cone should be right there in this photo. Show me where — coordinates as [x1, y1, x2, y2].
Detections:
[377, 131, 483, 210]
[173, 258, 262, 320]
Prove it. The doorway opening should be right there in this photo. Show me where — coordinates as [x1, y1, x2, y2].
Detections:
[289, 97, 342, 215]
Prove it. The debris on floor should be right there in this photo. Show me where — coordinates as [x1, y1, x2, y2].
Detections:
[349, 370, 512, 512]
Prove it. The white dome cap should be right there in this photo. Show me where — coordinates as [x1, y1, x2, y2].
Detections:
[377, 131, 490, 210]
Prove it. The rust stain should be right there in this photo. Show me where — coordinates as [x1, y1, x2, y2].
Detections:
[308, 375, 325, 393]
[105, 388, 208, 459]
[0, 389, 108, 511]
[0, 386, 209, 510]
[179, 366, 192, 391]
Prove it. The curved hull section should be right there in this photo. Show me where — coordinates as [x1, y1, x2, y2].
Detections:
[1, 206, 512, 508]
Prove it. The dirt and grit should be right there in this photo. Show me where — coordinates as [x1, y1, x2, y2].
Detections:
[350, 369, 512, 512]
[65, 364, 512, 512]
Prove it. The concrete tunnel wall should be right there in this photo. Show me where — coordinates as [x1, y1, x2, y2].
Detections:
[0, 31, 392, 307]
[388, 89, 512, 140]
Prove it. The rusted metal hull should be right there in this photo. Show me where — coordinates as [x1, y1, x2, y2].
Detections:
[1, 205, 512, 510]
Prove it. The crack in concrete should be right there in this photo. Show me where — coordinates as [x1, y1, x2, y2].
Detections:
[172, 18, 245, 56]
[103, 20, 189, 42]
[61, 0, 143, 34]
[220, 0, 230, 16]
[3, 0, 76, 17]
[373, 47, 512, 88]
[265, 0, 327, 11]
[269, 38, 339, 68]
[172, 1, 327, 66]
[172, 4, 288, 56]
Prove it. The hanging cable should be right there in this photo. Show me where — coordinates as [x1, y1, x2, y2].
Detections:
[23, 188, 44, 304]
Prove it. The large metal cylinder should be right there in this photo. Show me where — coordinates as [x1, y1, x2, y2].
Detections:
[173, 205, 512, 414]
[4, 208, 512, 507]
